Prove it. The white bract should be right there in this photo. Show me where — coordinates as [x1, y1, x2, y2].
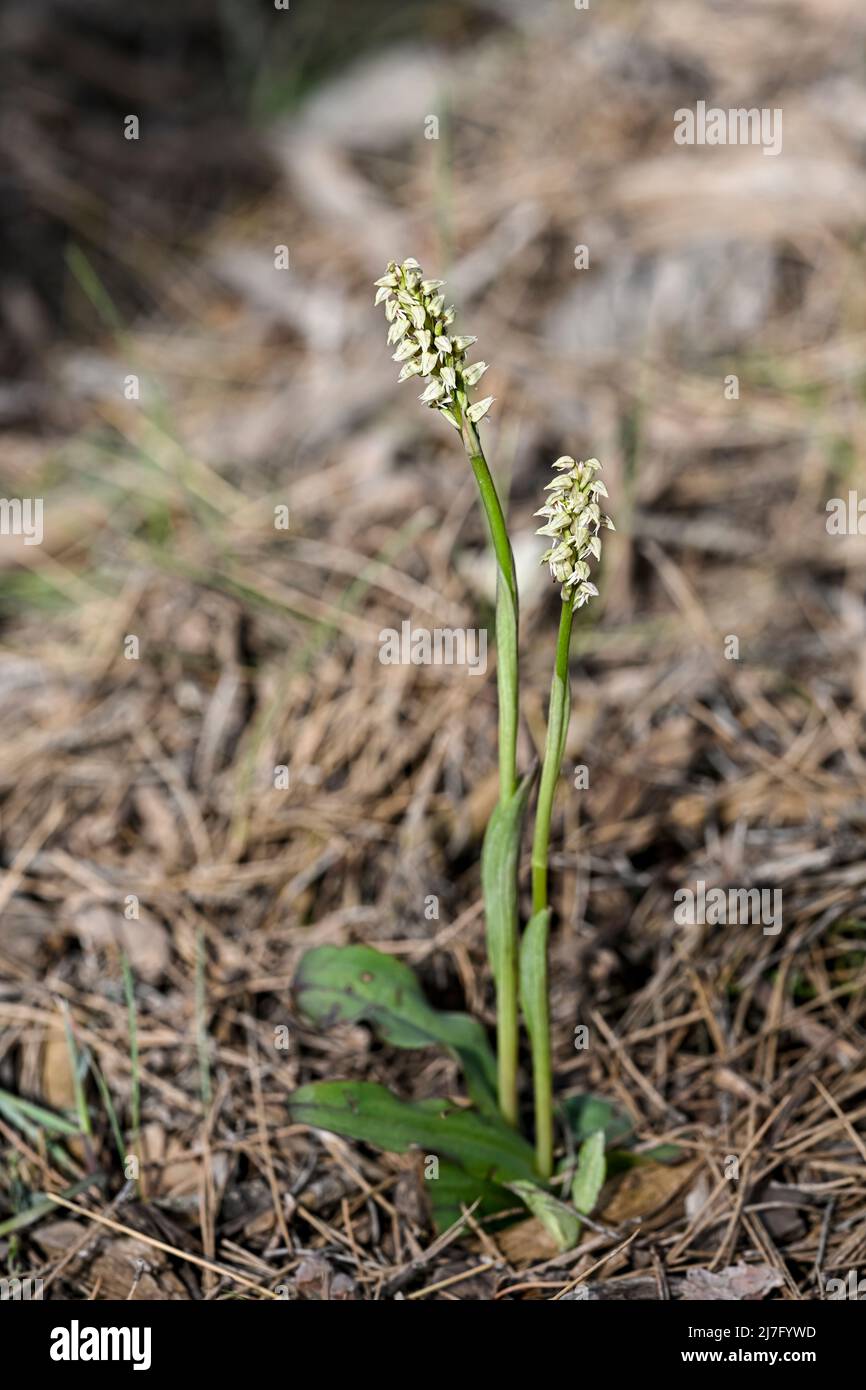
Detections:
[375, 259, 493, 432]
[536, 457, 614, 608]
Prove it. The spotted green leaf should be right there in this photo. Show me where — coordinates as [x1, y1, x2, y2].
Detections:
[295, 945, 497, 1113]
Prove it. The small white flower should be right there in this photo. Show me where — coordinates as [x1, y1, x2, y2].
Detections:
[462, 361, 488, 387]
[393, 339, 420, 362]
[419, 380, 445, 403]
[466, 395, 495, 423]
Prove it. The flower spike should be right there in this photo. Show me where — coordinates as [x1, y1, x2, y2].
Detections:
[375, 259, 492, 432]
[536, 457, 614, 608]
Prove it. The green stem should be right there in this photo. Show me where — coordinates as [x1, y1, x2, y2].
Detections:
[464, 419, 518, 800]
[532, 600, 573, 913]
[529, 598, 573, 1175]
[462, 416, 520, 1124]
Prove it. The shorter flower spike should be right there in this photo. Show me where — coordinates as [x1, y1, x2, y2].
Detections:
[536, 457, 614, 608]
[375, 259, 491, 433]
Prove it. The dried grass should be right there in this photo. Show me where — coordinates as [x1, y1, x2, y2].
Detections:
[1, 0, 865, 1299]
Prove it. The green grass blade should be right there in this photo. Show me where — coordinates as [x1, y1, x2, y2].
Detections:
[0, 1174, 106, 1240]
[88, 1055, 126, 1172]
[60, 1003, 92, 1141]
[0, 1089, 80, 1137]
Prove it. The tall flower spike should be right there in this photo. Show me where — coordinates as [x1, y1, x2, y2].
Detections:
[536, 456, 614, 608]
[374, 259, 492, 432]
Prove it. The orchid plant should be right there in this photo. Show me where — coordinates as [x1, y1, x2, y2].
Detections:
[287, 259, 626, 1247]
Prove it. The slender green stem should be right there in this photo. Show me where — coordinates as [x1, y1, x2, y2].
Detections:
[463, 419, 518, 800]
[529, 598, 573, 1175]
[462, 416, 520, 1123]
[497, 950, 519, 1127]
[532, 600, 573, 913]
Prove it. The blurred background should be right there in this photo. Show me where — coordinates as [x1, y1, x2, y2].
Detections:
[2, 0, 866, 1299]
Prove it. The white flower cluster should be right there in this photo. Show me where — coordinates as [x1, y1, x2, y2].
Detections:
[536, 456, 614, 608]
[374, 259, 493, 432]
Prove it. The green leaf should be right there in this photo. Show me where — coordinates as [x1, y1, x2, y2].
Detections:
[559, 1093, 633, 1146]
[481, 768, 535, 994]
[637, 1142, 682, 1164]
[519, 907, 551, 1059]
[606, 1143, 683, 1174]
[571, 1129, 607, 1215]
[0, 1087, 83, 1177]
[507, 1180, 582, 1252]
[427, 1159, 517, 1232]
[287, 1081, 538, 1190]
[294, 945, 498, 1114]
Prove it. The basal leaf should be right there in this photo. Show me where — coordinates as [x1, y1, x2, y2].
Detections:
[426, 1159, 517, 1233]
[571, 1129, 607, 1215]
[507, 1180, 582, 1252]
[605, 1143, 683, 1174]
[295, 944, 497, 1113]
[287, 1080, 538, 1189]
[559, 1092, 633, 1146]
